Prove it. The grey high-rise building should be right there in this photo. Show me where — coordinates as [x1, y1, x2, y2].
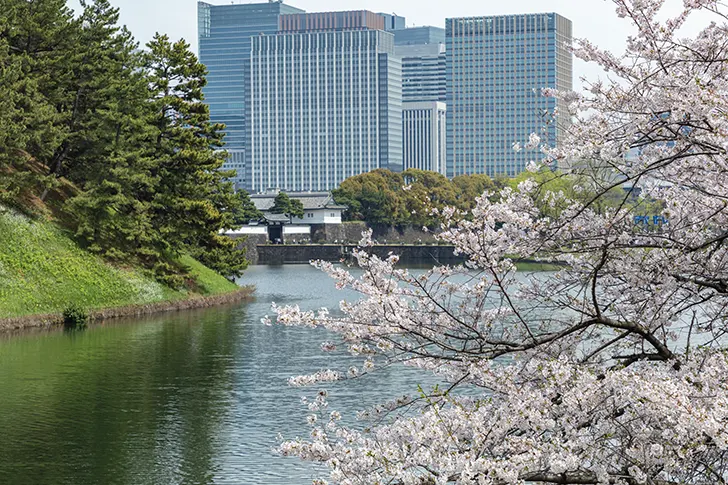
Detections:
[198, 1, 304, 189]
[394, 26, 445, 46]
[446, 13, 573, 178]
[378, 13, 406, 31]
[394, 26, 447, 174]
[246, 11, 403, 193]
[403, 101, 447, 174]
[396, 43, 446, 102]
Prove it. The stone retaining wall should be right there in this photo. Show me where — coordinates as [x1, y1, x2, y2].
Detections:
[255, 244, 464, 265]
[311, 222, 438, 245]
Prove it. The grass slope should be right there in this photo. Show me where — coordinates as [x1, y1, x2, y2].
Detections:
[0, 207, 239, 318]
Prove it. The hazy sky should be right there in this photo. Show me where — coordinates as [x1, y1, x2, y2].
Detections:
[66, 0, 710, 88]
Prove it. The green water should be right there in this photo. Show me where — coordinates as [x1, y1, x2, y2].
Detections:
[0, 308, 242, 484]
[0, 265, 436, 484]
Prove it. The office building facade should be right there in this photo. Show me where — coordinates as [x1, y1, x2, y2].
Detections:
[396, 43, 446, 102]
[198, 1, 304, 189]
[378, 13, 406, 31]
[246, 16, 402, 192]
[394, 26, 445, 46]
[403, 102, 447, 174]
[446, 13, 573, 177]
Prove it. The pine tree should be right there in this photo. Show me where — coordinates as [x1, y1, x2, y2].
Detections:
[233, 190, 264, 225]
[144, 34, 247, 280]
[0, 9, 62, 206]
[63, 1, 164, 267]
[271, 192, 304, 219]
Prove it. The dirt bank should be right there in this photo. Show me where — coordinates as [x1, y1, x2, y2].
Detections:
[0, 286, 255, 332]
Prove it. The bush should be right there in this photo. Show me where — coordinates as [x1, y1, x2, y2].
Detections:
[63, 304, 89, 330]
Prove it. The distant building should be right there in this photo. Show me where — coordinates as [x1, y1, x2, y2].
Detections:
[378, 13, 406, 31]
[403, 101, 447, 174]
[246, 11, 403, 193]
[227, 192, 345, 243]
[394, 26, 445, 46]
[396, 43, 446, 102]
[251, 192, 345, 225]
[445, 13, 573, 177]
[198, 1, 304, 189]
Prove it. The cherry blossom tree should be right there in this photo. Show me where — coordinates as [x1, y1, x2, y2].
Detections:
[270, 1, 728, 483]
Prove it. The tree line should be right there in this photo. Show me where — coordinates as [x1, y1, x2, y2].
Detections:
[332, 167, 646, 228]
[0, 0, 252, 285]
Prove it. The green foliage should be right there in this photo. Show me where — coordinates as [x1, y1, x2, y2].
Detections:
[0, 2, 248, 285]
[451, 174, 497, 211]
[333, 169, 408, 225]
[333, 169, 497, 227]
[334, 167, 635, 227]
[234, 190, 264, 225]
[62, 303, 88, 329]
[271, 192, 305, 219]
[142, 34, 246, 279]
[178, 255, 239, 295]
[401, 169, 458, 227]
[508, 167, 631, 218]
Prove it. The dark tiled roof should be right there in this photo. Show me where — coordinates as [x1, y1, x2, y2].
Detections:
[251, 192, 346, 211]
[263, 213, 292, 223]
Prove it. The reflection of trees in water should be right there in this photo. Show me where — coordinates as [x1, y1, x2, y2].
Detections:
[0, 306, 241, 485]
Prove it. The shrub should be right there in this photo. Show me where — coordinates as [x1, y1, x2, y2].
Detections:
[63, 304, 89, 330]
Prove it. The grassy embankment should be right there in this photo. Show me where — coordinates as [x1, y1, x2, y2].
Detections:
[0, 206, 242, 319]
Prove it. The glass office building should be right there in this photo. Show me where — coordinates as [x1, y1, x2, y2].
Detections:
[396, 43, 446, 102]
[378, 13, 406, 31]
[445, 13, 573, 177]
[394, 26, 445, 46]
[246, 15, 402, 193]
[403, 102, 447, 174]
[198, 1, 304, 189]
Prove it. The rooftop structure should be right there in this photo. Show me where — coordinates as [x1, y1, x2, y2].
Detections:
[279, 10, 384, 32]
[394, 26, 445, 45]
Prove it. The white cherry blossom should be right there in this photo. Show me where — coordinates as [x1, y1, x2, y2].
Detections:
[272, 1, 728, 483]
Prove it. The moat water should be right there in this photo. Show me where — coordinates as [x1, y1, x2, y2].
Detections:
[0, 264, 441, 485]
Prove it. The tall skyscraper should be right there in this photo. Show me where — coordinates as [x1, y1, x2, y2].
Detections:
[403, 102, 447, 174]
[245, 11, 403, 193]
[394, 26, 445, 46]
[378, 13, 406, 31]
[446, 13, 573, 177]
[198, 1, 304, 189]
[395, 27, 447, 174]
[397, 43, 446, 102]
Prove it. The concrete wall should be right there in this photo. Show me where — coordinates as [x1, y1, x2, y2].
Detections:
[283, 226, 311, 235]
[226, 226, 267, 236]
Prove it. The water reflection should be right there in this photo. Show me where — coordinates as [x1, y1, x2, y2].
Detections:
[0, 265, 437, 485]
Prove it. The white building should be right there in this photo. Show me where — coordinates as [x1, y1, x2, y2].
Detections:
[251, 192, 344, 224]
[227, 192, 345, 243]
[402, 101, 447, 174]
